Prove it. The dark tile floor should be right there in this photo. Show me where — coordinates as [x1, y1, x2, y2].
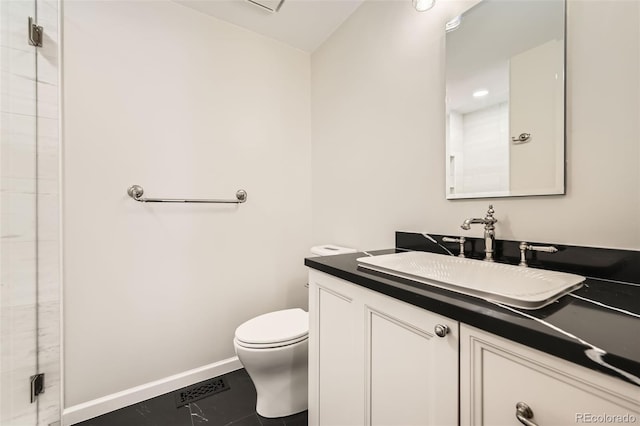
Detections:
[74, 369, 308, 426]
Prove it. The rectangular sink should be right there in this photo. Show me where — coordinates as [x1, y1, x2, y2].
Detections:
[357, 251, 585, 310]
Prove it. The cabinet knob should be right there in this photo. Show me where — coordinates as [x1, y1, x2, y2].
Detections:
[434, 324, 449, 338]
[515, 402, 538, 426]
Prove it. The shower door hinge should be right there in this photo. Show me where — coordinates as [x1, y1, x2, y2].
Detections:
[30, 373, 45, 403]
[28, 17, 43, 47]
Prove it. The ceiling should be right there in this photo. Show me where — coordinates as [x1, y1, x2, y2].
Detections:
[174, 0, 365, 52]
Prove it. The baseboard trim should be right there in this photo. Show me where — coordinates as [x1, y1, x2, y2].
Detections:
[62, 356, 242, 426]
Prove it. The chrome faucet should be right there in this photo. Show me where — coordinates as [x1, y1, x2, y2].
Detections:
[461, 205, 498, 261]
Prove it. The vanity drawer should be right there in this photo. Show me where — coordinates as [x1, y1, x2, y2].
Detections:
[461, 325, 640, 425]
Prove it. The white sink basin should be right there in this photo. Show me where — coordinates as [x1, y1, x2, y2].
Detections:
[357, 251, 585, 310]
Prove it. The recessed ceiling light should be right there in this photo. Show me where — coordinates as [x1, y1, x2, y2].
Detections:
[473, 89, 489, 98]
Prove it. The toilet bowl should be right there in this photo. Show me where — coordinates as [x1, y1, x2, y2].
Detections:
[233, 308, 309, 418]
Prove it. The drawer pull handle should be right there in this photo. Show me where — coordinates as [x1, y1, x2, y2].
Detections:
[516, 402, 538, 426]
[434, 324, 449, 337]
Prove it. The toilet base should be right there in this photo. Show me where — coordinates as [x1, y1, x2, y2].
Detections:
[234, 338, 308, 419]
[257, 406, 307, 419]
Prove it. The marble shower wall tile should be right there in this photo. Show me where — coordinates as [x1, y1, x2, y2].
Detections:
[0, 305, 38, 372]
[0, 70, 37, 116]
[1, 192, 37, 242]
[35, 1, 61, 424]
[37, 241, 60, 304]
[1, 241, 37, 307]
[38, 301, 61, 425]
[1, 112, 38, 181]
[0, 0, 36, 52]
[0, 367, 38, 425]
[1, 0, 61, 424]
[1, 1, 41, 421]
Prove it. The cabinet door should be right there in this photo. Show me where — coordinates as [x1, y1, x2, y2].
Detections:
[309, 271, 365, 426]
[309, 270, 458, 426]
[364, 290, 459, 426]
[461, 325, 640, 426]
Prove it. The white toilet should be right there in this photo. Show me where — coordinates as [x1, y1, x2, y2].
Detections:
[233, 245, 356, 418]
[233, 308, 309, 418]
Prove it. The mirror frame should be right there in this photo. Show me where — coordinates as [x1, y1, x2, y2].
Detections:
[444, 0, 567, 200]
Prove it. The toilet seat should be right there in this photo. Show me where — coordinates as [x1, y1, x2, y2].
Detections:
[235, 308, 308, 349]
[235, 334, 308, 349]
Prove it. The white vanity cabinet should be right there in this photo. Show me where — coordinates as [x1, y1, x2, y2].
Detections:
[308, 270, 459, 426]
[309, 268, 640, 426]
[460, 325, 640, 426]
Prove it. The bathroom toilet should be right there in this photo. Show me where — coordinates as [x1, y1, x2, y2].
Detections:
[234, 245, 355, 418]
[234, 308, 309, 418]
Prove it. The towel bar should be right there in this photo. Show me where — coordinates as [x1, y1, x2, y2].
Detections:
[127, 185, 247, 204]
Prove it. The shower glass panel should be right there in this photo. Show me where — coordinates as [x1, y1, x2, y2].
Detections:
[1, 0, 39, 423]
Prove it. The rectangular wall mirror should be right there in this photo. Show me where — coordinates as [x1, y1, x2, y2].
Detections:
[445, 0, 566, 199]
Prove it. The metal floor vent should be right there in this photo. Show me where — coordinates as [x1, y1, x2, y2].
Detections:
[174, 377, 230, 407]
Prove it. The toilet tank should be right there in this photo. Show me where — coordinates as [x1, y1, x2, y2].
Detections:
[310, 245, 357, 257]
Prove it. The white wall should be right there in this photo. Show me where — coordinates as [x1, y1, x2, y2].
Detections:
[62, 0, 640, 412]
[509, 39, 564, 194]
[311, 0, 640, 251]
[63, 0, 311, 407]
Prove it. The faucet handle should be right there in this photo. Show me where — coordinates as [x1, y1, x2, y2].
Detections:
[442, 236, 466, 257]
[519, 242, 558, 267]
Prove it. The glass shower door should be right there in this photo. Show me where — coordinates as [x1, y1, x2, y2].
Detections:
[1, 0, 40, 423]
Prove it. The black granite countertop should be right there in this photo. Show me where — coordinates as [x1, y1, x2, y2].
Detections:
[305, 249, 640, 388]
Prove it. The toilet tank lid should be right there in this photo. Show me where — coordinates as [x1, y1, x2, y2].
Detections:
[310, 245, 357, 256]
[235, 308, 308, 345]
